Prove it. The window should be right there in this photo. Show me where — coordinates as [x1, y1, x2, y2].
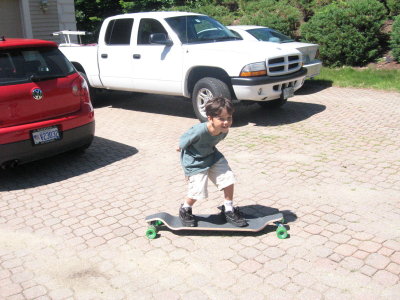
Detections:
[166, 15, 238, 44]
[247, 28, 294, 43]
[0, 47, 75, 85]
[137, 19, 168, 45]
[104, 18, 134, 45]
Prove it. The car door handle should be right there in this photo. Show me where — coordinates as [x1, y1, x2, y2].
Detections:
[101, 54, 108, 58]
[133, 54, 141, 59]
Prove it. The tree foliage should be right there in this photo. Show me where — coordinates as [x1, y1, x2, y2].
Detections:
[301, 0, 387, 67]
[74, 0, 397, 64]
[75, 0, 123, 41]
[391, 15, 400, 61]
[238, 0, 302, 37]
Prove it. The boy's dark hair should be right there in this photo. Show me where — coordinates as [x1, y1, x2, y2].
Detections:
[205, 97, 234, 117]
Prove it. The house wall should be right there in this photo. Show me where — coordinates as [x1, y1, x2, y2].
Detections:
[0, 0, 23, 38]
[0, 0, 76, 41]
[30, 0, 62, 42]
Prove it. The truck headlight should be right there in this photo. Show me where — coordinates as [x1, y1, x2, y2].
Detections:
[240, 62, 267, 77]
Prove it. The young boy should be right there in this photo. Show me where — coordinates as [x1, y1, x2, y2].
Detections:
[177, 97, 247, 227]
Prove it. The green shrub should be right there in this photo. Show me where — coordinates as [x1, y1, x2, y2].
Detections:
[165, 4, 235, 25]
[387, 0, 400, 16]
[287, 0, 335, 21]
[391, 15, 400, 62]
[190, 4, 236, 25]
[239, 0, 302, 37]
[301, 0, 387, 67]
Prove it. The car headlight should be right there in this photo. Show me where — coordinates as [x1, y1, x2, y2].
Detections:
[239, 62, 267, 77]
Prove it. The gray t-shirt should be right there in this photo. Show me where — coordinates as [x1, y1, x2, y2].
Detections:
[179, 122, 227, 176]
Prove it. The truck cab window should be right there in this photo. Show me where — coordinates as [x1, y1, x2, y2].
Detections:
[105, 18, 134, 45]
[138, 19, 168, 45]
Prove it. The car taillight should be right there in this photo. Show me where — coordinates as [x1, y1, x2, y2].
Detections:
[72, 75, 93, 111]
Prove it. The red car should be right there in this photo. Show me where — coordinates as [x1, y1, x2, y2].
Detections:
[0, 37, 95, 169]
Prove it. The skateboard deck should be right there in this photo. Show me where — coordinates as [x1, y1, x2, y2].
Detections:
[145, 211, 287, 239]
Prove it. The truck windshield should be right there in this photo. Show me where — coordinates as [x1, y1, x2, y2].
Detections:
[165, 15, 240, 44]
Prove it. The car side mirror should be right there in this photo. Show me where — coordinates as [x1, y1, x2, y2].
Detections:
[149, 33, 173, 46]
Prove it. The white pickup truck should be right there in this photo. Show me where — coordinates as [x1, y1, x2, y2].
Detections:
[57, 11, 307, 122]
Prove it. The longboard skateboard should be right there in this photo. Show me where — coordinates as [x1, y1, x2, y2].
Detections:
[145, 211, 287, 239]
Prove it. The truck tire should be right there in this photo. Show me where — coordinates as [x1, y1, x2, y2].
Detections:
[258, 97, 287, 109]
[192, 77, 231, 122]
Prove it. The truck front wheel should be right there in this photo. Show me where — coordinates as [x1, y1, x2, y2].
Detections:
[192, 77, 231, 122]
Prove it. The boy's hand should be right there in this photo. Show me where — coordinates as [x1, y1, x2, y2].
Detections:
[176, 147, 181, 152]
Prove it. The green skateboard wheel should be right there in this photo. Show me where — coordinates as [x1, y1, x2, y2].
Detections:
[146, 225, 158, 239]
[276, 224, 288, 239]
[154, 220, 163, 226]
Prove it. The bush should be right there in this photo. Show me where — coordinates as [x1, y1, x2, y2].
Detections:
[387, 0, 400, 16]
[288, 0, 335, 21]
[301, 0, 387, 67]
[239, 0, 302, 37]
[391, 15, 400, 62]
[165, 3, 236, 25]
[190, 4, 236, 25]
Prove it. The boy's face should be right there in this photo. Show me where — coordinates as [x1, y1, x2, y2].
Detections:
[208, 108, 233, 134]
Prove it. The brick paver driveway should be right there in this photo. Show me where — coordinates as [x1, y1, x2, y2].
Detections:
[1, 84, 399, 299]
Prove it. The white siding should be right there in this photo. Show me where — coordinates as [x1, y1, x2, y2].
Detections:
[29, 0, 60, 41]
[0, 0, 23, 38]
[1, 0, 77, 41]
[55, 0, 77, 42]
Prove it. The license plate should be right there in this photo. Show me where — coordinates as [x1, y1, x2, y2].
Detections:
[32, 126, 61, 145]
[282, 86, 294, 99]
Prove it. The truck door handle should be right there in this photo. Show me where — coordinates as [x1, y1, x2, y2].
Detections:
[101, 54, 108, 58]
[133, 54, 141, 59]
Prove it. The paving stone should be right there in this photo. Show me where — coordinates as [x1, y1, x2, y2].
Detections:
[359, 241, 382, 253]
[383, 240, 400, 251]
[366, 253, 391, 270]
[373, 270, 399, 286]
[23, 285, 47, 299]
[1, 87, 400, 299]
[334, 244, 358, 257]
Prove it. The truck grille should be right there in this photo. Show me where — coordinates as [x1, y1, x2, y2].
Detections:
[267, 54, 302, 76]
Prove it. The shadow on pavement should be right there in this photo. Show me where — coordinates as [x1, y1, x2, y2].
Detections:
[233, 101, 326, 127]
[94, 92, 195, 119]
[0, 136, 138, 191]
[151, 204, 297, 238]
[94, 91, 326, 128]
[297, 79, 333, 95]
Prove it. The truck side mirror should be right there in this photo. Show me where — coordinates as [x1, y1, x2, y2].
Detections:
[149, 33, 173, 46]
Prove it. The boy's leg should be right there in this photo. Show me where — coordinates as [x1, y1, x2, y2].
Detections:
[179, 172, 208, 226]
[223, 184, 234, 212]
[209, 158, 247, 227]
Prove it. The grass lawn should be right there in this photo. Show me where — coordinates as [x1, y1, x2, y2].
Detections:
[308, 67, 400, 92]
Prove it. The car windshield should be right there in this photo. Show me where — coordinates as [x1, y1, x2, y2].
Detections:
[247, 28, 294, 43]
[0, 47, 75, 86]
[166, 15, 240, 44]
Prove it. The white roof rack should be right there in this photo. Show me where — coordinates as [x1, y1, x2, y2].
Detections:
[52, 30, 91, 45]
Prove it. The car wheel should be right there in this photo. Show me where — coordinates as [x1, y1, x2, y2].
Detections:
[258, 97, 287, 109]
[192, 77, 231, 122]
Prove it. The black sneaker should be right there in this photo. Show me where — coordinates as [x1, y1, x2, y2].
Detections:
[179, 205, 196, 227]
[222, 206, 248, 227]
